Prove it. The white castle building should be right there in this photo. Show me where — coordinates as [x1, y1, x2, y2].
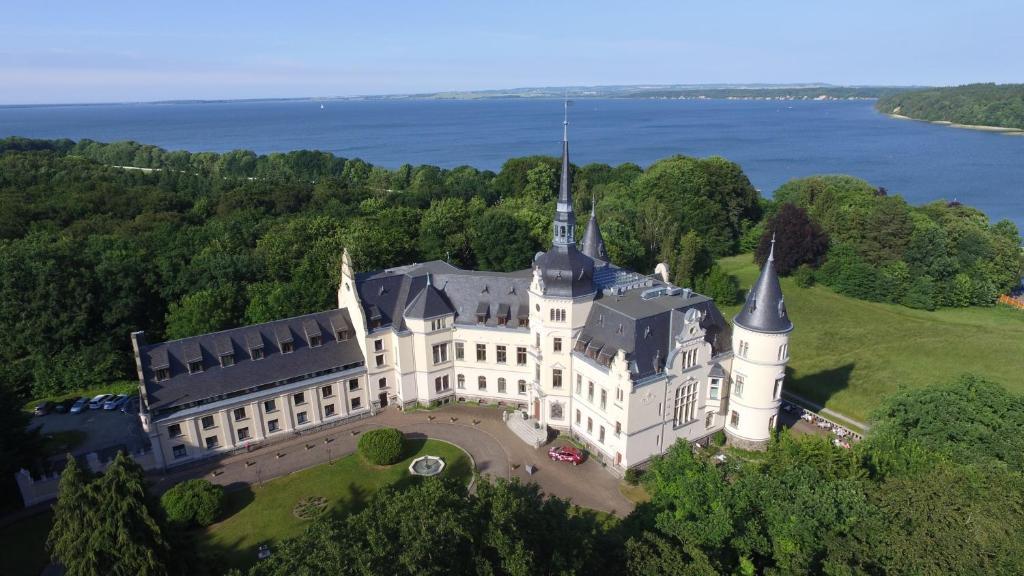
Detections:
[131, 119, 792, 474]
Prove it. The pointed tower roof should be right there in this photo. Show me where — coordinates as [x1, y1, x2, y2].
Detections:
[557, 99, 572, 208]
[580, 199, 608, 261]
[733, 234, 792, 334]
[536, 100, 595, 298]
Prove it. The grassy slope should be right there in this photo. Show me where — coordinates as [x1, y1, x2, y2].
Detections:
[201, 438, 472, 570]
[718, 255, 1024, 422]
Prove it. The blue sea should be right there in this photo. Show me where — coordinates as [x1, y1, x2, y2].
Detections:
[1, 98, 1022, 230]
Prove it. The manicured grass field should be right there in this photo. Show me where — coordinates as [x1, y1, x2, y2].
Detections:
[718, 254, 1024, 422]
[201, 437, 472, 570]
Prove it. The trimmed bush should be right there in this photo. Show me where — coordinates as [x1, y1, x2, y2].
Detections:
[624, 468, 644, 486]
[358, 427, 405, 465]
[160, 479, 225, 527]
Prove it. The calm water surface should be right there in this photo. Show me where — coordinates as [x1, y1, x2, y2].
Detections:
[1, 98, 1022, 229]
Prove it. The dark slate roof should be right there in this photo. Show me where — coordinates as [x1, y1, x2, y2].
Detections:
[535, 245, 596, 298]
[575, 281, 731, 381]
[355, 261, 532, 331]
[138, 309, 364, 415]
[580, 206, 608, 261]
[733, 246, 792, 334]
[403, 278, 455, 320]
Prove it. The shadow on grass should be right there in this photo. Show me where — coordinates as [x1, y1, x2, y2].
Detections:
[786, 363, 855, 409]
[219, 482, 256, 518]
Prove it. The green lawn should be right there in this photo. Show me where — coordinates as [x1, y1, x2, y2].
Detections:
[718, 254, 1024, 422]
[201, 438, 472, 570]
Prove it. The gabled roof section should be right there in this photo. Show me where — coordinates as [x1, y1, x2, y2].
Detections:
[404, 279, 455, 320]
[575, 279, 731, 381]
[355, 260, 531, 331]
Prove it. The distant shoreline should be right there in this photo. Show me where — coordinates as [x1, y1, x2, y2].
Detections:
[885, 112, 1024, 135]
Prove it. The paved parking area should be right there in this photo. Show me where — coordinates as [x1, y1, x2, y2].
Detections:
[149, 404, 635, 517]
[30, 408, 149, 457]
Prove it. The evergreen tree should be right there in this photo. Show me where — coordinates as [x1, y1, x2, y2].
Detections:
[90, 452, 170, 576]
[47, 456, 98, 575]
[48, 452, 171, 576]
[671, 231, 711, 288]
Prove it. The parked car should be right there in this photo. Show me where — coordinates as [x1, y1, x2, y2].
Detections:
[70, 397, 90, 414]
[88, 394, 112, 410]
[103, 395, 128, 410]
[121, 396, 139, 414]
[33, 401, 53, 416]
[548, 445, 585, 465]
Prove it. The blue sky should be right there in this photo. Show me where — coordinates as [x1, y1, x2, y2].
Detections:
[1, 0, 1020, 104]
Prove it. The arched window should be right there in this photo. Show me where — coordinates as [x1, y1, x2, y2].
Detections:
[497, 378, 507, 393]
[478, 376, 486, 391]
[730, 410, 740, 428]
[457, 374, 465, 389]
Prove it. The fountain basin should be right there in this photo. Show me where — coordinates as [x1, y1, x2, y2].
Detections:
[409, 455, 446, 476]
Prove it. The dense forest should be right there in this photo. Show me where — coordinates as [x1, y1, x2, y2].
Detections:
[0, 136, 761, 407]
[758, 175, 1022, 310]
[42, 375, 1024, 575]
[875, 83, 1024, 129]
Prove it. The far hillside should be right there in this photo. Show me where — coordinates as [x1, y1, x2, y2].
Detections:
[875, 83, 1024, 130]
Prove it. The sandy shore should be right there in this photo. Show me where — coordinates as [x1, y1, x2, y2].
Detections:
[884, 113, 1023, 134]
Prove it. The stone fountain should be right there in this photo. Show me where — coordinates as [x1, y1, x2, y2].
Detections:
[408, 455, 446, 476]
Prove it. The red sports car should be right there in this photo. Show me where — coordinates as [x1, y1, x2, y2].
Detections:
[548, 445, 585, 465]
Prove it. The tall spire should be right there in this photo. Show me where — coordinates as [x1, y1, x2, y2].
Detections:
[581, 195, 608, 261]
[733, 231, 792, 333]
[553, 98, 575, 246]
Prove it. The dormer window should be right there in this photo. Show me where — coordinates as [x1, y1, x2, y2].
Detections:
[183, 342, 203, 375]
[155, 367, 170, 381]
[303, 319, 322, 348]
[246, 332, 264, 360]
[336, 329, 349, 341]
[476, 302, 489, 324]
[275, 325, 294, 354]
[220, 353, 234, 368]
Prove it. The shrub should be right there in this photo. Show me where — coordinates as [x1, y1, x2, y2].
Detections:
[712, 430, 727, 447]
[358, 428, 405, 465]
[160, 479, 225, 527]
[696, 265, 741, 305]
[624, 468, 644, 486]
[793, 264, 816, 288]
